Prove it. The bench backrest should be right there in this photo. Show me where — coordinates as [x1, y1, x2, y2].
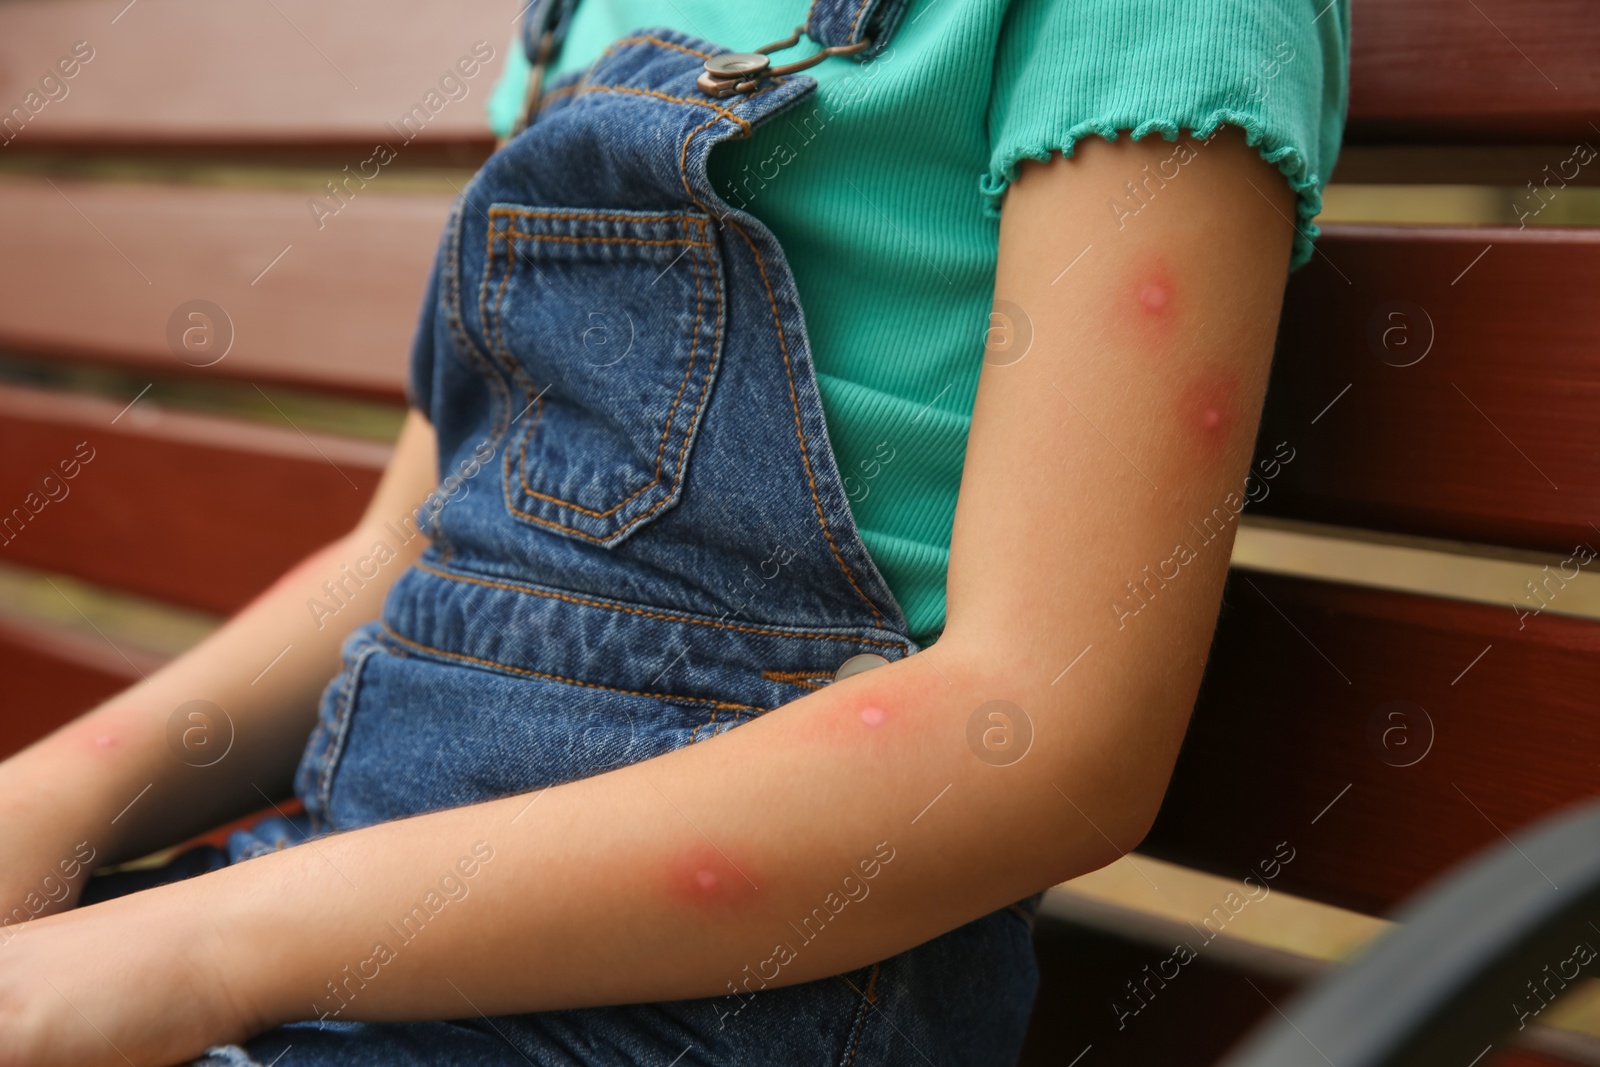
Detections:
[1, 0, 1597, 957]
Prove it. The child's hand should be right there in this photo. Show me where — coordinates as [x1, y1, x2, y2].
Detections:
[0, 883, 253, 1067]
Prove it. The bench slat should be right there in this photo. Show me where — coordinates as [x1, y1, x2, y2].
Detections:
[14, 193, 1596, 559]
[1348, 0, 1600, 143]
[0, 618, 133, 757]
[4, 0, 1597, 151]
[1260, 223, 1600, 556]
[0, 177, 443, 397]
[0, 384, 387, 614]
[0, 0, 505, 157]
[1145, 569, 1600, 916]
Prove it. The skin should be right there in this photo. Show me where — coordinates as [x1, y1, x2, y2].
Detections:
[0, 128, 1294, 1065]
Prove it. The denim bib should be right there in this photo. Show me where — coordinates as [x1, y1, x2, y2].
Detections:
[264, 1, 1040, 1060]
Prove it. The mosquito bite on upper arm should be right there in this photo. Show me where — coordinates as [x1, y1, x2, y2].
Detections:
[938, 129, 1299, 839]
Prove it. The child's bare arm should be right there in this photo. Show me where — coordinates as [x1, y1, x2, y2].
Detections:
[0, 410, 440, 902]
[0, 129, 1298, 1066]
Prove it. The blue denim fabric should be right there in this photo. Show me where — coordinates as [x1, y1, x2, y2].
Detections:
[84, 8, 1039, 1063]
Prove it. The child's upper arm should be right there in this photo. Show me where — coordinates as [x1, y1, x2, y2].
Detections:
[355, 408, 440, 540]
[940, 130, 1297, 841]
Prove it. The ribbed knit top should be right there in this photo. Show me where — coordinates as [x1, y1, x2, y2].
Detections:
[486, 0, 1351, 645]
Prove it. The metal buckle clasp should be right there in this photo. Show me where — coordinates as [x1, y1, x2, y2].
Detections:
[696, 25, 871, 98]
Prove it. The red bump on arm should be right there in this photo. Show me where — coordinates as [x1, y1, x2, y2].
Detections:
[789, 696, 903, 748]
[662, 842, 761, 911]
[70, 728, 122, 759]
[1133, 260, 1177, 323]
[1176, 372, 1241, 455]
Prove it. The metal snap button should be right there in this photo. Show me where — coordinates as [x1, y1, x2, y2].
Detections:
[704, 52, 771, 78]
[834, 653, 890, 682]
[695, 30, 872, 99]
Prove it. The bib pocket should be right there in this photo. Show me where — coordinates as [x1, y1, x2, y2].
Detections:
[481, 206, 725, 546]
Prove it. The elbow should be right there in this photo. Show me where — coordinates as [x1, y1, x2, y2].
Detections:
[1109, 784, 1166, 858]
[929, 630, 1183, 877]
[1037, 724, 1179, 880]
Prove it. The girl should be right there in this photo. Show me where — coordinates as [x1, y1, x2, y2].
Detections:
[0, 0, 1347, 1062]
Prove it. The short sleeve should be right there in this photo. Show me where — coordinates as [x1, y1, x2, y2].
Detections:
[486, 32, 530, 141]
[982, 0, 1351, 270]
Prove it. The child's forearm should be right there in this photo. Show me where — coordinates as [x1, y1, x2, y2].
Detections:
[0, 412, 440, 878]
[0, 527, 421, 870]
[176, 636, 1144, 1028]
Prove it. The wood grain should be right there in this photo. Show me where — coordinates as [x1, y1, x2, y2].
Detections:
[0, 177, 443, 397]
[1146, 569, 1600, 917]
[0, 0, 506, 159]
[1260, 223, 1600, 556]
[1347, 0, 1600, 143]
[0, 383, 388, 614]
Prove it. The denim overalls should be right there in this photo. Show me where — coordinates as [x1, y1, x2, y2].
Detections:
[167, 0, 1041, 1061]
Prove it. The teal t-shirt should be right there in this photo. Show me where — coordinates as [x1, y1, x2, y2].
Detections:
[486, 0, 1350, 645]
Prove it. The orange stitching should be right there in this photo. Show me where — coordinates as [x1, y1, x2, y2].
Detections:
[762, 669, 831, 691]
[841, 962, 883, 1067]
[503, 286, 719, 536]
[485, 226, 527, 397]
[598, 34, 713, 62]
[728, 220, 886, 627]
[379, 623, 766, 713]
[487, 228, 560, 526]
[512, 232, 705, 519]
[490, 206, 707, 227]
[495, 284, 562, 541]
[688, 710, 718, 744]
[412, 557, 905, 649]
[483, 78, 885, 621]
[441, 194, 512, 566]
[500, 231, 715, 249]
[572, 84, 752, 134]
[483, 210, 722, 534]
[472, 229, 528, 481]
[502, 230, 723, 534]
[510, 215, 725, 537]
[668, 90, 887, 627]
[446, 195, 507, 440]
[539, 83, 579, 106]
[848, 0, 876, 44]
[687, 707, 757, 743]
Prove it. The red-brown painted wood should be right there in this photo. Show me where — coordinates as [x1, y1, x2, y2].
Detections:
[0, 178, 443, 397]
[4, 0, 1596, 151]
[10, 201, 1599, 559]
[1347, 0, 1600, 143]
[1259, 223, 1600, 556]
[1145, 569, 1600, 917]
[0, 383, 388, 614]
[0, 0, 506, 158]
[0, 619, 134, 759]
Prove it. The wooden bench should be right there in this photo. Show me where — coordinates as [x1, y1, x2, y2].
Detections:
[2, 1, 1597, 1063]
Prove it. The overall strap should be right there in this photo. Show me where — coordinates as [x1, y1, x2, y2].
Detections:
[521, 0, 581, 74]
[522, 0, 911, 74]
[804, 0, 911, 59]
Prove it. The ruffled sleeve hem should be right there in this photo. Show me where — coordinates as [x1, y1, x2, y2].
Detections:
[979, 109, 1325, 271]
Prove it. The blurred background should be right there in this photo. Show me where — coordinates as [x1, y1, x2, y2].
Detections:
[1, 1, 1598, 1064]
